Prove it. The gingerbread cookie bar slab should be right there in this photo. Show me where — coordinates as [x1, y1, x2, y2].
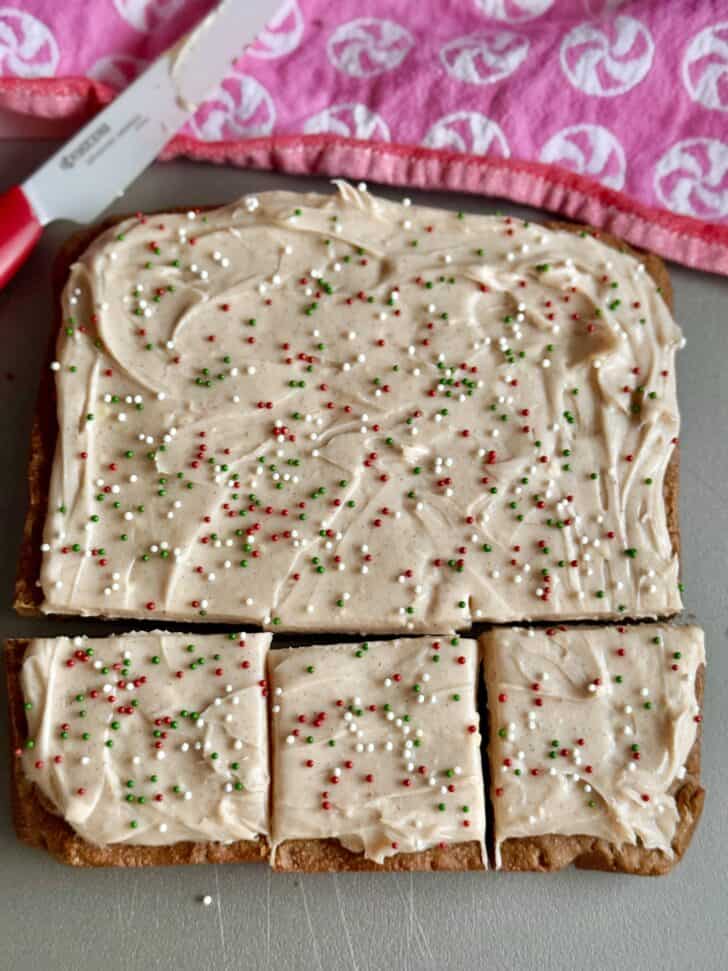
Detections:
[269, 637, 486, 871]
[29, 184, 682, 631]
[6, 632, 271, 866]
[482, 624, 705, 874]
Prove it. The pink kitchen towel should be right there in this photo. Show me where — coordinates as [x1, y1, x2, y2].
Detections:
[0, 0, 727, 274]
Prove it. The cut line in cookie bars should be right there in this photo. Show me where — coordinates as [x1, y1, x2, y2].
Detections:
[6, 623, 704, 873]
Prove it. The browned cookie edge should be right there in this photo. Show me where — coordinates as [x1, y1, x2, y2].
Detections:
[488, 647, 704, 876]
[14, 222, 107, 616]
[4, 638, 269, 867]
[273, 837, 485, 873]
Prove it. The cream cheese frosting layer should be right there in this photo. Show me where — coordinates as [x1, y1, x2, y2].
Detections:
[269, 637, 485, 865]
[40, 184, 682, 630]
[20, 632, 271, 846]
[482, 625, 704, 867]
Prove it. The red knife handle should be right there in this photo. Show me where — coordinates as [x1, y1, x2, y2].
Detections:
[0, 185, 42, 289]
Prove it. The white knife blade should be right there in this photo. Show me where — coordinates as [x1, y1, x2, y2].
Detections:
[22, 0, 281, 227]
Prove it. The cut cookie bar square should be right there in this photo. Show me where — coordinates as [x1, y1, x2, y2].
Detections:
[269, 636, 486, 871]
[482, 624, 705, 874]
[5, 632, 271, 866]
[20, 185, 682, 631]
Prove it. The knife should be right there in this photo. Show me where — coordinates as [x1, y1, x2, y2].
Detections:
[0, 0, 281, 289]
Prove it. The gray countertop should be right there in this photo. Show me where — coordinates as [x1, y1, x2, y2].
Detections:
[1, 142, 726, 971]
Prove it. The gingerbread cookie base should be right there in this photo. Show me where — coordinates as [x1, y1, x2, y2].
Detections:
[497, 778, 704, 876]
[5, 640, 269, 868]
[273, 838, 484, 873]
[14, 219, 114, 618]
[484, 635, 704, 876]
[14, 212, 681, 626]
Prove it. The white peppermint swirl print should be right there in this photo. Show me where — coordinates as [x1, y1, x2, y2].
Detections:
[560, 15, 654, 96]
[440, 30, 530, 85]
[112, 0, 186, 34]
[423, 111, 510, 157]
[248, 0, 304, 60]
[473, 0, 553, 23]
[540, 124, 626, 190]
[327, 18, 413, 78]
[189, 72, 276, 141]
[682, 21, 728, 112]
[303, 103, 390, 141]
[89, 54, 147, 90]
[654, 138, 728, 219]
[0, 7, 59, 77]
